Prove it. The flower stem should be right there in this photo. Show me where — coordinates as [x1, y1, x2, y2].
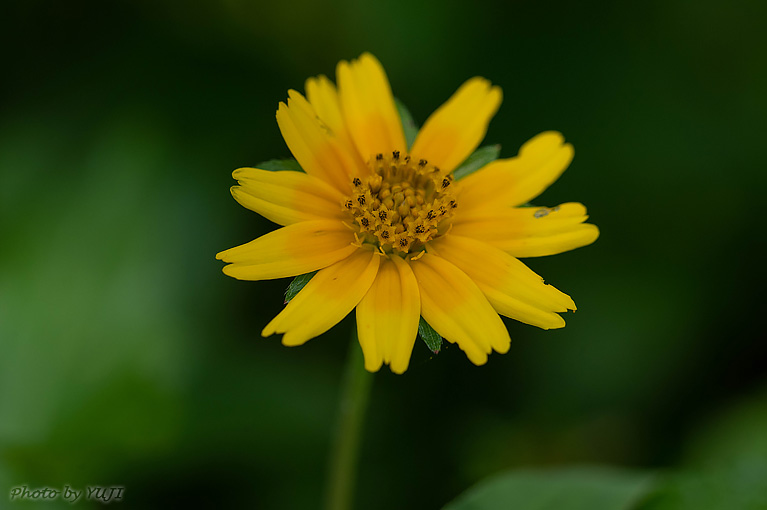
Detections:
[324, 328, 373, 510]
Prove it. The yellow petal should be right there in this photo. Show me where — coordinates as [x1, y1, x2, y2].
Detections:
[451, 202, 599, 257]
[410, 77, 502, 174]
[305, 74, 367, 170]
[217, 220, 357, 280]
[430, 235, 575, 329]
[336, 53, 406, 160]
[230, 168, 346, 226]
[276, 90, 360, 193]
[458, 131, 574, 211]
[356, 256, 420, 374]
[262, 249, 381, 347]
[498, 224, 600, 257]
[410, 253, 510, 366]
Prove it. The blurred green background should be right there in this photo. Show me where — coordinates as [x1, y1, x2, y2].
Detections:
[1, 0, 765, 508]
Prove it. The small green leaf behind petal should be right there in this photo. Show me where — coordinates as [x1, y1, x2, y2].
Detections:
[443, 466, 656, 510]
[418, 317, 442, 354]
[256, 159, 305, 172]
[452, 144, 501, 180]
[285, 271, 317, 303]
[394, 98, 418, 150]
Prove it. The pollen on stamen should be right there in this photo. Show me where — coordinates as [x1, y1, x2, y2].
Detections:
[340, 152, 459, 256]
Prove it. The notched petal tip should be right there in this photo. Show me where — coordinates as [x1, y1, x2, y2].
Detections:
[358, 51, 383, 68]
[221, 263, 246, 278]
[523, 130, 565, 148]
[232, 167, 251, 179]
[582, 223, 600, 246]
[364, 359, 384, 373]
[518, 131, 573, 167]
[543, 314, 567, 330]
[335, 58, 350, 77]
[281, 331, 313, 347]
[494, 335, 512, 354]
[466, 350, 489, 367]
[545, 130, 565, 140]
[553, 290, 577, 312]
[461, 76, 492, 91]
[388, 362, 409, 375]
[410, 74, 503, 174]
[308, 73, 332, 87]
[261, 323, 275, 338]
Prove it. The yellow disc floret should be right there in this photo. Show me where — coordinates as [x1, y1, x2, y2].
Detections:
[343, 151, 458, 255]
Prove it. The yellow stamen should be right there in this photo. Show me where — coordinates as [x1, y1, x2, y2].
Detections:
[341, 151, 458, 256]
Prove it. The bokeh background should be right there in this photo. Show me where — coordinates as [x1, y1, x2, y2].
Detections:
[2, 0, 766, 508]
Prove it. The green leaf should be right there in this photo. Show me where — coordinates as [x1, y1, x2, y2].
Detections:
[636, 389, 767, 510]
[285, 271, 317, 303]
[637, 466, 767, 510]
[394, 98, 418, 150]
[255, 158, 304, 172]
[452, 144, 501, 180]
[444, 466, 656, 510]
[418, 317, 442, 354]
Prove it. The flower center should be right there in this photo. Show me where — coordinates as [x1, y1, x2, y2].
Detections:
[343, 151, 458, 255]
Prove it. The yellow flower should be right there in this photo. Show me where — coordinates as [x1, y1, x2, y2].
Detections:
[217, 53, 599, 374]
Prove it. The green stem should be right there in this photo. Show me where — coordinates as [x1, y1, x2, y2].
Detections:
[324, 328, 374, 510]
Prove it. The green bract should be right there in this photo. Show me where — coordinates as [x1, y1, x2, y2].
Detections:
[394, 98, 418, 150]
[453, 144, 501, 180]
[285, 271, 316, 303]
[418, 317, 443, 354]
[256, 158, 304, 172]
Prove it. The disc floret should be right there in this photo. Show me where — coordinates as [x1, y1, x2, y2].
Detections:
[343, 151, 458, 255]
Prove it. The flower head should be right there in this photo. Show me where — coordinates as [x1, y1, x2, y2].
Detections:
[217, 53, 599, 374]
